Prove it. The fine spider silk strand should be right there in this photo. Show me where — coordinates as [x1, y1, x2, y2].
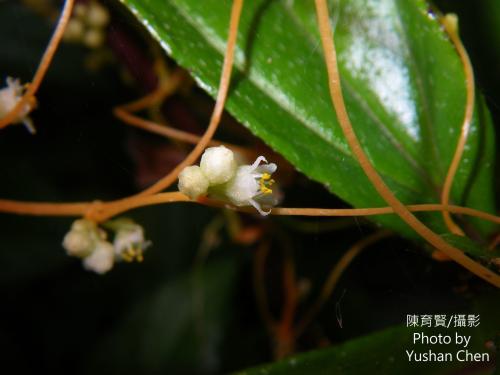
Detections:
[295, 230, 392, 339]
[440, 16, 475, 237]
[0, 0, 75, 129]
[313, 0, 500, 287]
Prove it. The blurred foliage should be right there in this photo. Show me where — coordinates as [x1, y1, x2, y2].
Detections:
[0, 0, 499, 374]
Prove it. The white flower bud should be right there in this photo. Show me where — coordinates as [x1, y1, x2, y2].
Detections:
[74, 3, 87, 19]
[83, 28, 105, 48]
[178, 165, 209, 199]
[86, 2, 110, 28]
[83, 240, 114, 274]
[63, 219, 106, 258]
[63, 230, 93, 257]
[71, 218, 95, 232]
[200, 146, 237, 185]
[63, 19, 85, 42]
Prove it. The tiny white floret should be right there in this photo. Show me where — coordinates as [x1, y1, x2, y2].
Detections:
[222, 156, 277, 216]
[178, 165, 210, 199]
[200, 145, 237, 185]
[0, 77, 35, 133]
[63, 19, 85, 42]
[113, 223, 149, 262]
[83, 28, 105, 49]
[83, 240, 115, 274]
[86, 1, 110, 28]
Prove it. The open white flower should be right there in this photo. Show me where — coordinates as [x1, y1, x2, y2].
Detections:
[83, 240, 115, 274]
[200, 145, 237, 185]
[221, 156, 277, 216]
[0, 77, 35, 133]
[113, 222, 150, 262]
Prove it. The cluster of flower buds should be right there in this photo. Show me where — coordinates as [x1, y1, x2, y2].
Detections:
[64, 0, 110, 48]
[62, 218, 149, 274]
[178, 146, 278, 215]
[0, 77, 36, 133]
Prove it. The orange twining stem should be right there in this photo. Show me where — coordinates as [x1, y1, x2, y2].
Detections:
[113, 71, 255, 160]
[116, 107, 253, 158]
[0, 0, 75, 129]
[440, 15, 475, 236]
[313, 0, 500, 287]
[114, 69, 186, 113]
[3, 194, 500, 228]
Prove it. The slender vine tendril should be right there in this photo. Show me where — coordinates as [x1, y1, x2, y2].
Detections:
[440, 14, 475, 237]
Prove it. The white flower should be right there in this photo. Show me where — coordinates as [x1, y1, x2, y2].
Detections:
[178, 146, 278, 216]
[178, 165, 209, 199]
[113, 223, 150, 262]
[62, 219, 104, 258]
[64, 1, 109, 48]
[200, 145, 237, 185]
[63, 230, 93, 257]
[62, 218, 149, 274]
[86, 1, 110, 28]
[63, 19, 85, 42]
[0, 77, 35, 133]
[221, 156, 277, 216]
[83, 28, 105, 49]
[83, 240, 115, 274]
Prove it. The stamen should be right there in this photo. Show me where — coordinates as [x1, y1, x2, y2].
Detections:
[250, 156, 268, 170]
[259, 174, 273, 194]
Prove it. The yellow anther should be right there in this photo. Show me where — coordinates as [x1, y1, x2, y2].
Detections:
[259, 174, 275, 195]
[259, 182, 272, 194]
[261, 173, 271, 180]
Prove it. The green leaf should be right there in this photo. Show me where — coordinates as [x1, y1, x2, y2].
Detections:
[118, 0, 496, 239]
[234, 324, 496, 375]
[440, 233, 500, 260]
